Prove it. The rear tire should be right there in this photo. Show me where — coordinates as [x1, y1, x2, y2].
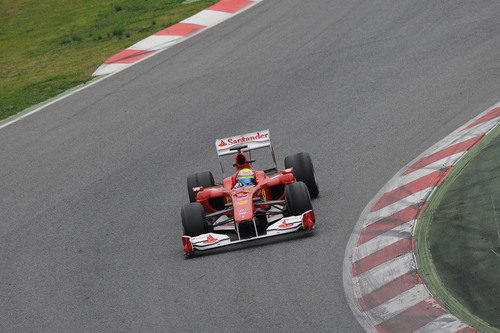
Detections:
[285, 181, 312, 216]
[181, 202, 211, 237]
[284, 152, 319, 198]
[187, 171, 215, 202]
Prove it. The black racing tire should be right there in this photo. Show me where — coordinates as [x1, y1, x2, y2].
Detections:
[285, 181, 313, 216]
[187, 171, 215, 202]
[181, 202, 211, 237]
[284, 152, 319, 198]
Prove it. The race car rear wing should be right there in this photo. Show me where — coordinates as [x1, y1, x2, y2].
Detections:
[215, 129, 271, 156]
[215, 129, 277, 176]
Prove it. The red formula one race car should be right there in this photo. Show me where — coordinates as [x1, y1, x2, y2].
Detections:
[181, 130, 318, 255]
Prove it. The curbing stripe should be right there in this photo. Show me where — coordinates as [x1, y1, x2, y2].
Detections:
[207, 0, 254, 13]
[355, 253, 416, 296]
[371, 168, 449, 212]
[154, 22, 206, 36]
[103, 49, 154, 64]
[354, 220, 415, 261]
[181, 9, 232, 26]
[455, 327, 481, 333]
[415, 315, 470, 333]
[344, 101, 500, 332]
[128, 35, 180, 50]
[358, 206, 418, 246]
[389, 164, 452, 191]
[370, 284, 430, 325]
[364, 188, 431, 226]
[352, 238, 412, 277]
[374, 298, 448, 333]
[403, 136, 483, 175]
[461, 107, 500, 131]
[359, 269, 421, 311]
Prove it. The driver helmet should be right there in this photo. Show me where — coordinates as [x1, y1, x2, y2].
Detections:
[236, 168, 256, 186]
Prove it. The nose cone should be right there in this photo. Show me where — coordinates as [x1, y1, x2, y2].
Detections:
[232, 191, 254, 223]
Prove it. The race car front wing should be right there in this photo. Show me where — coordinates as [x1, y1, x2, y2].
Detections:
[182, 210, 315, 255]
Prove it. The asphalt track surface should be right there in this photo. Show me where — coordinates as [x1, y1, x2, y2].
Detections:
[1, 1, 499, 331]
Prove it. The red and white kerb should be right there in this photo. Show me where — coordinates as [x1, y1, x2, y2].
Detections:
[93, 0, 262, 76]
[344, 103, 500, 333]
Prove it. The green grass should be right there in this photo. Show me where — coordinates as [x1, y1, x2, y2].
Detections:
[415, 124, 500, 333]
[0, 0, 219, 121]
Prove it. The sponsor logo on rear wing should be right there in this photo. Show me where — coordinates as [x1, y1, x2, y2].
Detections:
[215, 129, 271, 156]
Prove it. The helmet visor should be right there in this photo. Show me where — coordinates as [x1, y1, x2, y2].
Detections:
[238, 176, 254, 185]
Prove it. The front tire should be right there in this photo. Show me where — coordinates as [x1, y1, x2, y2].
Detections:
[285, 181, 312, 216]
[187, 171, 215, 202]
[181, 202, 211, 237]
[284, 152, 319, 198]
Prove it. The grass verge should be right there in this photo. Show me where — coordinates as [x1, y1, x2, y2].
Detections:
[414, 124, 500, 333]
[0, 0, 219, 121]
